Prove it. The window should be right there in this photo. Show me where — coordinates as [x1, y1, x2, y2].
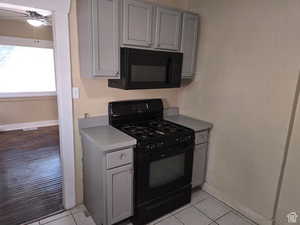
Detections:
[0, 37, 56, 97]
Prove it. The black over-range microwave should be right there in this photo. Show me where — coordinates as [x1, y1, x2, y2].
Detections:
[108, 48, 183, 90]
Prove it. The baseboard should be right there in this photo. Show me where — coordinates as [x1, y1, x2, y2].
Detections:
[203, 182, 273, 225]
[0, 120, 59, 131]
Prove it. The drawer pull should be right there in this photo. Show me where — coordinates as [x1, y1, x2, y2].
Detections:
[106, 148, 133, 169]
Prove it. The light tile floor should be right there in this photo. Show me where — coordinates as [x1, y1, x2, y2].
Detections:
[25, 190, 257, 225]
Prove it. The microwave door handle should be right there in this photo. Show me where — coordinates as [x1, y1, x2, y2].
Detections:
[166, 58, 172, 82]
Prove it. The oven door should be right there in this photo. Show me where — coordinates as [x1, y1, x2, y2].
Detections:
[135, 144, 194, 205]
[121, 48, 182, 89]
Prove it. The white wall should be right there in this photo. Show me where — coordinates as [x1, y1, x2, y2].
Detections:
[179, 0, 300, 223]
[276, 78, 300, 225]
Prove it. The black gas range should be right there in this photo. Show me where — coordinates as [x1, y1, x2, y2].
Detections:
[109, 99, 194, 225]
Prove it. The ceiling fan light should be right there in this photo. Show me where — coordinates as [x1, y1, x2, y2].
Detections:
[27, 19, 44, 27]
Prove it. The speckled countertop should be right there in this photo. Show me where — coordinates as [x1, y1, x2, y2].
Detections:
[80, 125, 136, 152]
[165, 115, 213, 132]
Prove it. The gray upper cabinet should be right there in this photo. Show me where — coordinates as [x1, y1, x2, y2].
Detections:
[78, 0, 199, 79]
[154, 7, 182, 51]
[181, 12, 199, 79]
[122, 0, 153, 47]
[77, 0, 120, 77]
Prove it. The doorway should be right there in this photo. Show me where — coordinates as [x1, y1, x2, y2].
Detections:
[0, 1, 75, 224]
[0, 7, 63, 225]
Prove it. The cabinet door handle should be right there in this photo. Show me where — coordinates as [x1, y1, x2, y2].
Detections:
[115, 71, 119, 76]
[120, 153, 126, 159]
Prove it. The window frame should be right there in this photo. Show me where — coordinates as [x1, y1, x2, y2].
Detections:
[0, 35, 56, 98]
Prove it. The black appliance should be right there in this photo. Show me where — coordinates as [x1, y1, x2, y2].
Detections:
[109, 99, 194, 225]
[108, 48, 183, 90]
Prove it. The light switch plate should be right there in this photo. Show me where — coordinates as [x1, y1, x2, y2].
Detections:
[72, 87, 80, 99]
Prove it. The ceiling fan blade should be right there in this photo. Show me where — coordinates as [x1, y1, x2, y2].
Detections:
[0, 8, 28, 17]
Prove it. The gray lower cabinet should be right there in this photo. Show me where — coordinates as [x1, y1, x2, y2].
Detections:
[107, 164, 133, 225]
[192, 130, 209, 188]
[77, 0, 120, 77]
[154, 7, 182, 51]
[181, 12, 199, 79]
[122, 0, 153, 47]
[192, 143, 207, 188]
[82, 135, 134, 225]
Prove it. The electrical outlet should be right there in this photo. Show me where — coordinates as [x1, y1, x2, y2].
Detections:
[72, 87, 80, 99]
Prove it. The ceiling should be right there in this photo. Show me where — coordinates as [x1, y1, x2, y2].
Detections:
[0, 6, 51, 23]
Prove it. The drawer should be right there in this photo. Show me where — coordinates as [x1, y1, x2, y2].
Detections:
[106, 148, 133, 169]
[195, 130, 209, 145]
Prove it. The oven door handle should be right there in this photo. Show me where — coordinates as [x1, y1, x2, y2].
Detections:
[158, 153, 167, 159]
[150, 145, 194, 160]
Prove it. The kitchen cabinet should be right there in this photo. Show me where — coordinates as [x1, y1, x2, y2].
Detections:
[154, 7, 182, 51]
[121, 1, 182, 51]
[77, 0, 120, 77]
[165, 115, 212, 188]
[181, 12, 199, 79]
[122, 0, 153, 47]
[80, 125, 136, 225]
[107, 164, 133, 225]
[192, 129, 209, 188]
[77, 0, 200, 80]
[192, 143, 208, 188]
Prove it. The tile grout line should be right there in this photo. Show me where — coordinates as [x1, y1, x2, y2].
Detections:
[152, 214, 173, 225]
[191, 197, 208, 206]
[171, 205, 193, 216]
[173, 214, 185, 225]
[196, 193, 257, 225]
[191, 204, 215, 221]
[71, 213, 78, 225]
[193, 192, 255, 223]
[229, 210, 258, 225]
[212, 210, 232, 222]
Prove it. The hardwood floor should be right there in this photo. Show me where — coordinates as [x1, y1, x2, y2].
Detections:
[0, 126, 63, 225]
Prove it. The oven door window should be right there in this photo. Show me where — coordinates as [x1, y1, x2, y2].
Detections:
[149, 153, 185, 188]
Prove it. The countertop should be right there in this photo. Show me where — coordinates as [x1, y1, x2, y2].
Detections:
[80, 125, 136, 152]
[165, 115, 213, 132]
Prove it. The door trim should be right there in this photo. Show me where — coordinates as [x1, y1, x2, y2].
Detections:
[0, 0, 76, 209]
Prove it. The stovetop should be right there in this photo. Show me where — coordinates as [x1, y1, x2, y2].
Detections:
[109, 99, 195, 150]
[116, 120, 188, 138]
[114, 120, 194, 150]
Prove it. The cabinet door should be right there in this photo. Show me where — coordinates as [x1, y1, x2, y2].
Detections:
[155, 7, 182, 50]
[192, 143, 207, 188]
[92, 0, 120, 77]
[106, 164, 133, 225]
[181, 13, 199, 79]
[123, 0, 153, 47]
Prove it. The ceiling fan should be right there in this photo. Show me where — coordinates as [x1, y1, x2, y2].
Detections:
[0, 8, 51, 27]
